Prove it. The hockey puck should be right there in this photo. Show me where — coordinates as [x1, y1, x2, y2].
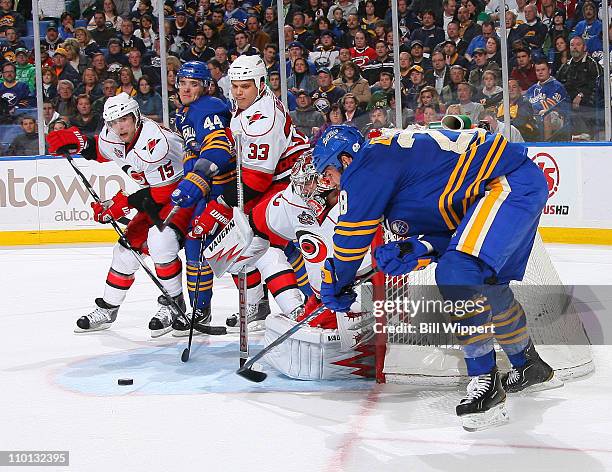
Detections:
[117, 378, 133, 386]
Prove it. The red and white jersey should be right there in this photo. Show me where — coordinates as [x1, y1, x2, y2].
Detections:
[261, 186, 370, 295]
[231, 90, 309, 193]
[96, 118, 184, 189]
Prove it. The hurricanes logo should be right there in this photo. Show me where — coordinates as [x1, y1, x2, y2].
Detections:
[296, 230, 327, 264]
[246, 112, 267, 125]
[146, 138, 160, 153]
[531, 152, 560, 198]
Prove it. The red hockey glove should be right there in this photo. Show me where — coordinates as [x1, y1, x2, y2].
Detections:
[191, 199, 233, 238]
[91, 191, 131, 223]
[297, 294, 338, 329]
[46, 126, 89, 156]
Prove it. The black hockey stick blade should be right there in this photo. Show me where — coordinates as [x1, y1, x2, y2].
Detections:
[236, 366, 267, 383]
[181, 347, 190, 363]
[195, 324, 227, 335]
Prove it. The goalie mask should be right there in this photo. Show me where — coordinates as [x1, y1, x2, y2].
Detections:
[291, 151, 336, 218]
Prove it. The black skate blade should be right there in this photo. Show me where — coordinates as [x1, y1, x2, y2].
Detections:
[195, 324, 227, 336]
[236, 366, 268, 383]
[181, 348, 190, 363]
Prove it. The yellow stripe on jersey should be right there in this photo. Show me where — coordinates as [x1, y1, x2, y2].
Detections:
[335, 218, 383, 228]
[466, 138, 508, 208]
[202, 129, 226, 143]
[335, 227, 379, 236]
[462, 134, 505, 208]
[334, 252, 368, 262]
[333, 243, 370, 254]
[291, 258, 305, 272]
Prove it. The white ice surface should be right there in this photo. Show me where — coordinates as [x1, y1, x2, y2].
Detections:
[1, 243, 612, 472]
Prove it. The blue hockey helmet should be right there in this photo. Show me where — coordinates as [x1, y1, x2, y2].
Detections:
[177, 61, 212, 86]
[313, 125, 365, 174]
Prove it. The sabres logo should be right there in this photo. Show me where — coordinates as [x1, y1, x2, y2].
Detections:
[246, 112, 267, 125]
[389, 219, 410, 236]
[146, 138, 160, 153]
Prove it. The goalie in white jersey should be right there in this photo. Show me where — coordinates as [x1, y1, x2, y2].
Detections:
[47, 93, 193, 337]
[193, 55, 309, 322]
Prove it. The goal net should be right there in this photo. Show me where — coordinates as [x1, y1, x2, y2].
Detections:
[366, 230, 594, 385]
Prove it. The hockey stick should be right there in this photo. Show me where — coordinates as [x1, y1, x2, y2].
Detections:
[65, 154, 226, 336]
[181, 239, 213, 362]
[236, 269, 378, 383]
[160, 205, 180, 231]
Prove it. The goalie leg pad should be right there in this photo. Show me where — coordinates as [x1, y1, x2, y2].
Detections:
[103, 243, 140, 306]
[264, 313, 376, 380]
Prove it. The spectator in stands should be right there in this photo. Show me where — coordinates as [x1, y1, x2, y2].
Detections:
[48, 118, 69, 132]
[442, 38, 469, 69]
[7, 115, 37, 155]
[70, 94, 99, 136]
[75, 67, 103, 102]
[571, 1, 601, 53]
[290, 90, 325, 138]
[0, 26, 25, 61]
[546, 9, 569, 55]
[246, 15, 270, 52]
[362, 107, 394, 135]
[286, 41, 315, 76]
[360, 0, 381, 33]
[223, 0, 248, 27]
[288, 57, 318, 95]
[0, 0, 25, 38]
[88, 11, 116, 49]
[372, 20, 387, 44]
[61, 40, 88, 76]
[262, 7, 278, 43]
[311, 67, 345, 114]
[503, 11, 524, 52]
[421, 106, 441, 126]
[425, 51, 451, 95]
[94, 0, 123, 31]
[181, 31, 215, 63]
[52, 79, 77, 117]
[214, 46, 229, 70]
[446, 21, 468, 57]
[292, 11, 315, 50]
[207, 59, 230, 100]
[510, 46, 537, 92]
[133, 14, 157, 51]
[496, 78, 538, 141]
[41, 66, 58, 100]
[398, 51, 412, 82]
[91, 53, 111, 82]
[557, 35, 602, 137]
[116, 66, 136, 96]
[362, 40, 394, 85]
[344, 13, 363, 46]
[414, 86, 446, 124]
[550, 36, 570, 76]
[268, 70, 296, 111]
[410, 10, 445, 54]
[340, 93, 365, 126]
[480, 108, 525, 142]
[525, 59, 570, 140]
[441, 64, 466, 104]
[479, 70, 503, 107]
[127, 49, 159, 86]
[402, 65, 427, 110]
[332, 61, 370, 109]
[119, 16, 146, 55]
[211, 9, 233, 47]
[311, 102, 346, 143]
[229, 30, 259, 60]
[0, 61, 31, 109]
[385, 0, 420, 36]
[457, 6, 481, 48]
[468, 47, 500, 90]
[331, 47, 351, 78]
[42, 101, 60, 133]
[74, 27, 101, 58]
[93, 78, 117, 116]
[106, 38, 129, 69]
[14, 48, 34, 93]
[408, 40, 432, 71]
[195, 0, 214, 26]
[516, 4, 547, 56]
[41, 21, 61, 55]
[208, 78, 228, 104]
[128, 0, 153, 28]
[134, 75, 162, 122]
[484, 36, 502, 65]
[310, 30, 340, 72]
[327, 0, 358, 21]
[262, 43, 280, 75]
[465, 20, 495, 62]
[456, 82, 484, 121]
[58, 12, 75, 40]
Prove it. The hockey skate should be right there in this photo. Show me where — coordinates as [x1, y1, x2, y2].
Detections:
[502, 342, 564, 394]
[172, 306, 212, 337]
[225, 298, 271, 331]
[149, 294, 185, 338]
[456, 367, 509, 432]
[74, 298, 119, 333]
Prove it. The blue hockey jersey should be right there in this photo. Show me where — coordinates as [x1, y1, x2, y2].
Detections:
[332, 129, 535, 288]
[524, 77, 569, 117]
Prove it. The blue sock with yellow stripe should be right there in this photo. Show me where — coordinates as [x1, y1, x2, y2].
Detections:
[184, 237, 213, 311]
[285, 242, 312, 298]
[492, 299, 530, 368]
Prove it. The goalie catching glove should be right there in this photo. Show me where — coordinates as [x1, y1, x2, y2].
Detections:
[191, 199, 233, 238]
[374, 237, 437, 276]
[91, 191, 130, 223]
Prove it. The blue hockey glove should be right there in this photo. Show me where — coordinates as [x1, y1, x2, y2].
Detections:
[320, 258, 357, 312]
[374, 237, 437, 276]
[171, 172, 210, 208]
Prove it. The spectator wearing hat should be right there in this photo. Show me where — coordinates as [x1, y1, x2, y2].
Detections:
[290, 90, 325, 139]
[292, 11, 315, 51]
[362, 40, 394, 85]
[52, 47, 81, 85]
[89, 11, 116, 48]
[441, 64, 466, 105]
[118, 16, 147, 55]
[0, 0, 25, 37]
[446, 21, 468, 58]
[510, 46, 537, 92]
[7, 115, 38, 156]
[0, 61, 32, 110]
[311, 68, 346, 114]
[332, 61, 370, 108]
[41, 21, 62, 55]
[441, 38, 469, 70]
[402, 65, 427, 110]
[245, 15, 270, 52]
[310, 31, 340, 72]
[14, 48, 34, 92]
[515, 4, 547, 56]
[407, 40, 432, 71]
[288, 57, 318, 95]
[268, 70, 297, 111]
[456, 81, 484, 121]
[425, 51, 452, 95]
[105, 38, 129, 70]
[286, 41, 317, 76]
[409, 10, 445, 55]
[468, 47, 500, 90]
[181, 31, 215, 63]
[228, 30, 259, 61]
[457, 5, 481, 48]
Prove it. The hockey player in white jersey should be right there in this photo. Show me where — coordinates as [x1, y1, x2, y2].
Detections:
[47, 93, 193, 337]
[193, 55, 310, 323]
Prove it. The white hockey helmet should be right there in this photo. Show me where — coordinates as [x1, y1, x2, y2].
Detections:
[228, 55, 267, 89]
[103, 92, 141, 127]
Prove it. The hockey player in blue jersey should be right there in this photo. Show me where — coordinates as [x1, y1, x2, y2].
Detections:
[314, 124, 561, 431]
[169, 61, 236, 335]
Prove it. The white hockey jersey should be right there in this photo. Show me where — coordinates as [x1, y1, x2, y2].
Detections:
[231, 90, 309, 192]
[262, 185, 371, 295]
[96, 118, 184, 189]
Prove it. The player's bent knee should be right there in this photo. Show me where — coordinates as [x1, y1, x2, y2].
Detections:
[111, 242, 141, 273]
[147, 226, 180, 263]
[435, 250, 490, 287]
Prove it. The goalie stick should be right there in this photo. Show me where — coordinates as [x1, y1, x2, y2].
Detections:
[65, 154, 227, 337]
[236, 269, 378, 383]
